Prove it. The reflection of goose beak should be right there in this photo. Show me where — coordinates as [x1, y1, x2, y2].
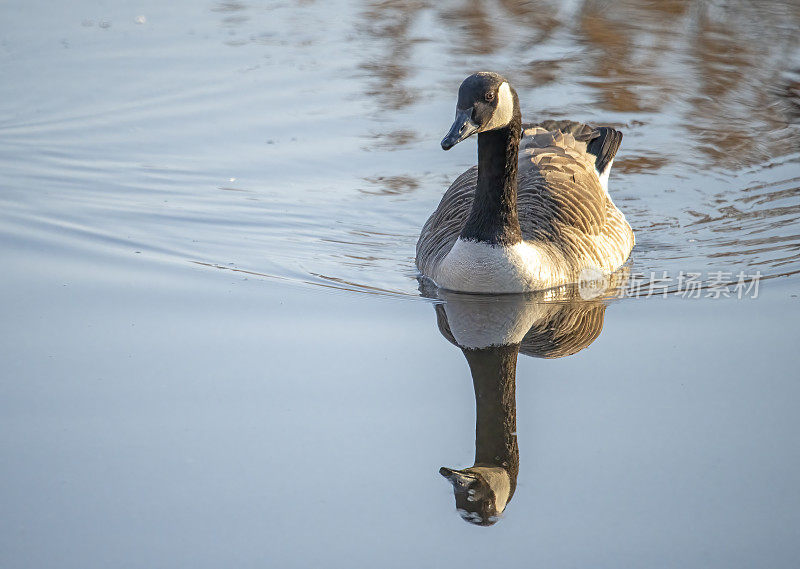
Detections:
[440, 466, 507, 526]
[439, 466, 476, 487]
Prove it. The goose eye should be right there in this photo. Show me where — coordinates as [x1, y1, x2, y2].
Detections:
[485, 91, 495, 102]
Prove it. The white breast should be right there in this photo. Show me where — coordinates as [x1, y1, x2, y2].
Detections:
[431, 238, 567, 293]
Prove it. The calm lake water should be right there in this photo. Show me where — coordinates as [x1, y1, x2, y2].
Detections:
[2, 1, 799, 567]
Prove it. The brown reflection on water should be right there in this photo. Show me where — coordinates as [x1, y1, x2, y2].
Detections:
[496, 0, 559, 47]
[683, 3, 797, 168]
[208, 0, 799, 170]
[362, 129, 420, 151]
[354, 0, 799, 169]
[361, 174, 420, 195]
[613, 155, 670, 176]
[211, 1, 247, 11]
[575, 3, 669, 114]
[357, 0, 431, 111]
[437, 1, 500, 56]
[573, 1, 798, 167]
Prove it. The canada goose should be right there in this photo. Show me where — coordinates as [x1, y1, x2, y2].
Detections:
[434, 289, 610, 525]
[416, 72, 634, 293]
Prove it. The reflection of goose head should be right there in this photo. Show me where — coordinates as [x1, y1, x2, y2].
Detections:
[440, 465, 512, 526]
[432, 286, 610, 526]
[440, 341, 520, 526]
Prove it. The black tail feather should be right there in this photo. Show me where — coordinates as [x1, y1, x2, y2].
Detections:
[586, 127, 622, 174]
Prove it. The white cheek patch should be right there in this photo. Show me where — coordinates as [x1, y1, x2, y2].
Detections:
[481, 82, 513, 132]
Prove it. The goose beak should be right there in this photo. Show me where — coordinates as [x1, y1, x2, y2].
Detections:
[441, 108, 478, 150]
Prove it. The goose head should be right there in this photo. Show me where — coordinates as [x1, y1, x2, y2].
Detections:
[441, 71, 519, 150]
[439, 465, 512, 526]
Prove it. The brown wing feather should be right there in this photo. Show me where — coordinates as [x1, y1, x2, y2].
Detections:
[518, 127, 607, 237]
[416, 166, 477, 277]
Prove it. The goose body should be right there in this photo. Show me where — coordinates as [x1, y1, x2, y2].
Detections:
[416, 73, 634, 293]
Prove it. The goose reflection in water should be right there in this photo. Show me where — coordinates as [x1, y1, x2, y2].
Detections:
[429, 282, 614, 526]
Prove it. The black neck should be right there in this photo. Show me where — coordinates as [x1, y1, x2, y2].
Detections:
[460, 118, 523, 245]
[462, 344, 520, 499]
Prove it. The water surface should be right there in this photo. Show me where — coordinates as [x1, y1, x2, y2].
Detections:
[1, 1, 799, 567]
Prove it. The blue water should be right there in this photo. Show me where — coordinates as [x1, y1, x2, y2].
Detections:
[1, 1, 799, 567]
